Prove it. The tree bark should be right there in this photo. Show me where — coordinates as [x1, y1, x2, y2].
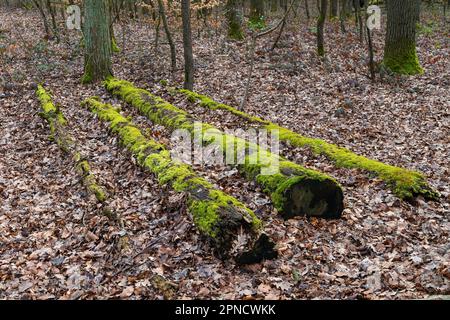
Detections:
[157, 0, 176, 74]
[339, 0, 347, 33]
[181, 0, 194, 90]
[82, 0, 112, 83]
[83, 97, 277, 264]
[105, 78, 345, 219]
[317, 0, 328, 57]
[305, 0, 310, 20]
[226, 0, 244, 40]
[330, 0, 338, 17]
[383, 0, 423, 75]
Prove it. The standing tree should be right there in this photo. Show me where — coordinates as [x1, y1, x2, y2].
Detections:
[157, 0, 176, 74]
[226, 0, 244, 40]
[383, 0, 423, 75]
[182, 0, 194, 90]
[82, 0, 112, 83]
[330, 0, 338, 18]
[317, 0, 328, 57]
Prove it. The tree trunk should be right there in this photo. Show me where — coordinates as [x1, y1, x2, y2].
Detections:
[330, 0, 338, 17]
[157, 0, 176, 74]
[383, 0, 423, 75]
[181, 0, 194, 90]
[317, 0, 328, 57]
[105, 78, 345, 219]
[83, 97, 277, 264]
[175, 89, 439, 201]
[82, 0, 112, 83]
[305, 0, 310, 20]
[226, 0, 244, 40]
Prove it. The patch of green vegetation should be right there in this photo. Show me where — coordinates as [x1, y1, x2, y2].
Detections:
[176, 88, 439, 201]
[248, 16, 266, 31]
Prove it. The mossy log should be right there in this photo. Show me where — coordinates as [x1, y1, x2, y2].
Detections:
[176, 89, 439, 201]
[36, 85, 108, 203]
[83, 97, 277, 264]
[104, 78, 344, 219]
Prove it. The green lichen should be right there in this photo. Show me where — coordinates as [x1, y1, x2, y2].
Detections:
[82, 97, 262, 240]
[176, 88, 439, 201]
[104, 78, 344, 219]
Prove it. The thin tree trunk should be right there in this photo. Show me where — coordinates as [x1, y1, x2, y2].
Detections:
[157, 0, 176, 74]
[330, 0, 338, 18]
[317, 0, 328, 57]
[182, 0, 194, 90]
[32, 0, 52, 39]
[340, 0, 347, 33]
[226, 0, 244, 40]
[305, 0, 310, 20]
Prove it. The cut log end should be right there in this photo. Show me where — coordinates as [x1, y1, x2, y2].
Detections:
[281, 178, 344, 220]
[235, 233, 278, 265]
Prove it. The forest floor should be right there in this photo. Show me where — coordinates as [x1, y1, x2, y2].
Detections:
[0, 8, 448, 300]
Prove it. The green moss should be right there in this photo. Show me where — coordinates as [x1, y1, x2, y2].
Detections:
[83, 97, 262, 239]
[383, 41, 423, 75]
[176, 88, 438, 201]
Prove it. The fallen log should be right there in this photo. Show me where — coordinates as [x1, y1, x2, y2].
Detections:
[36, 85, 108, 203]
[104, 78, 344, 219]
[83, 97, 277, 264]
[176, 89, 439, 201]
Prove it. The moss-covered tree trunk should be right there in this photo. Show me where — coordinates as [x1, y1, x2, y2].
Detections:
[82, 0, 112, 84]
[383, 0, 423, 75]
[226, 0, 244, 40]
[36, 86, 108, 203]
[175, 89, 439, 201]
[83, 97, 277, 264]
[105, 78, 345, 220]
[317, 0, 328, 57]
